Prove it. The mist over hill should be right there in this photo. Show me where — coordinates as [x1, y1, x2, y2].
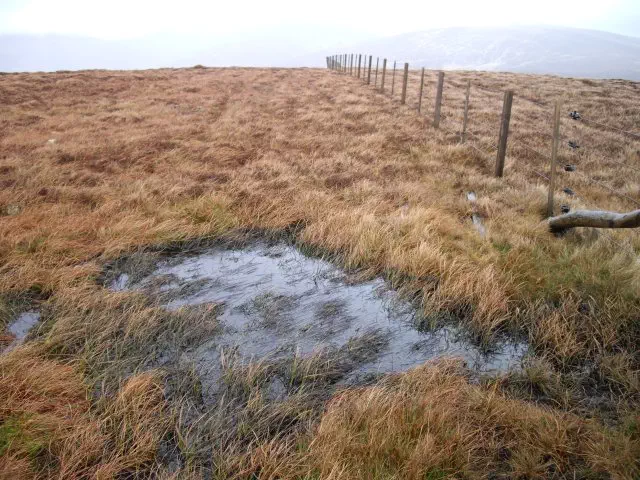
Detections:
[1, 25, 639, 80]
[334, 26, 640, 80]
[0, 26, 371, 72]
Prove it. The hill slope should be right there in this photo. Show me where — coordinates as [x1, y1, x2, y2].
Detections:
[344, 26, 640, 80]
[0, 67, 639, 477]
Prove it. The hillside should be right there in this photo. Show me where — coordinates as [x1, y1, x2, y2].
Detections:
[0, 66, 639, 478]
[343, 26, 640, 80]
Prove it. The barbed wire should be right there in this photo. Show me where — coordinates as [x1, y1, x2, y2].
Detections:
[566, 169, 640, 208]
[580, 116, 640, 141]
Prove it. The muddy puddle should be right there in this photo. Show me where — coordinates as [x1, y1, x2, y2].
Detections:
[2, 311, 40, 353]
[112, 241, 526, 400]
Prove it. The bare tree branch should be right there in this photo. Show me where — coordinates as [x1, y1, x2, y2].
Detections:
[549, 209, 640, 232]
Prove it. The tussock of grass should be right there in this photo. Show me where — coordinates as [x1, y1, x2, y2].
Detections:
[287, 360, 639, 479]
[0, 345, 169, 478]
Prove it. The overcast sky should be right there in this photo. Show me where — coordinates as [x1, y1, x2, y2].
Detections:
[0, 0, 639, 39]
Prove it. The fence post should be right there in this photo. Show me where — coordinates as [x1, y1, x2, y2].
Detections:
[391, 61, 396, 96]
[547, 102, 561, 217]
[495, 90, 514, 177]
[344, 54, 347, 73]
[433, 71, 445, 128]
[358, 54, 362, 78]
[418, 67, 425, 113]
[367, 55, 372, 84]
[461, 80, 470, 142]
[374, 57, 379, 86]
[351, 54, 354, 75]
[381, 59, 387, 92]
[401, 63, 409, 104]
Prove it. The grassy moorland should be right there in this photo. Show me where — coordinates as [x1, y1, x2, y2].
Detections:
[0, 66, 639, 478]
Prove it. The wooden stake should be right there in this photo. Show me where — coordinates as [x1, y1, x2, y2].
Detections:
[391, 61, 396, 95]
[381, 59, 387, 91]
[418, 67, 425, 113]
[433, 71, 444, 128]
[401, 63, 409, 104]
[358, 54, 362, 78]
[495, 90, 514, 177]
[367, 55, 372, 84]
[547, 102, 561, 217]
[462, 80, 470, 142]
[374, 57, 379, 86]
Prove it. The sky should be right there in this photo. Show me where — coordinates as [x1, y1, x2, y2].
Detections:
[0, 0, 639, 39]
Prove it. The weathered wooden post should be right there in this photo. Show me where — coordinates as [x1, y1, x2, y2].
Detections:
[417, 67, 425, 113]
[381, 58, 387, 92]
[358, 54, 362, 78]
[433, 71, 444, 128]
[461, 80, 470, 142]
[391, 61, 396, 95]
[547, 102, 561, 217]
[401, 63, 409, 104]
[495, 90, 514, 177]
[374, 57, 379, 86]
[367, 55, 372, 85]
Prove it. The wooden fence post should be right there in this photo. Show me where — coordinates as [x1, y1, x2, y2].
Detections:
[358, 54, 362, 78]
[391, 61, 396, 95]
[418, 67, 425, 113]
[344, 54, 347, 73]
[433, 71, 444, 128]
[374, 57, 379, 86]
[367, 55, 372, 84]
[401, 63, 409, 104]
[547, 102, 561, 217]
[461, 80, 470, 142]
[351, 54, 354, 75]
[381, 59, 387, 91]
[495, 90, 514, 177]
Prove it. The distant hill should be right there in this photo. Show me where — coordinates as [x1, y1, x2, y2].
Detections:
[338, 26, 640, 80]
[0, 26, 372, 72]
[2, 26, 639, 80]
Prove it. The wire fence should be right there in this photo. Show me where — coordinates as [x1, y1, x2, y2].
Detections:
[326, 54, 640, 237]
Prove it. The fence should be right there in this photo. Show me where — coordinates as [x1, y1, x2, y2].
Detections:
[325, 54, 640, 235]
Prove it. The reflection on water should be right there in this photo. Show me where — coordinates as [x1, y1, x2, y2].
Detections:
[114, 241, 526, 393]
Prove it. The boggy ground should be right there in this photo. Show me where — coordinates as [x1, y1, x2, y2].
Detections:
[0, 67, 639, 478]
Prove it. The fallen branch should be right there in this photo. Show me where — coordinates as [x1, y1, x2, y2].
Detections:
[549, 209, 640, 232]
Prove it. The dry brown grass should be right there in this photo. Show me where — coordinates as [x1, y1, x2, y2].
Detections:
[0, 66, 639, 477]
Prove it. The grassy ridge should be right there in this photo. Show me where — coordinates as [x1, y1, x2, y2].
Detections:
[0, 67, 639, 478]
